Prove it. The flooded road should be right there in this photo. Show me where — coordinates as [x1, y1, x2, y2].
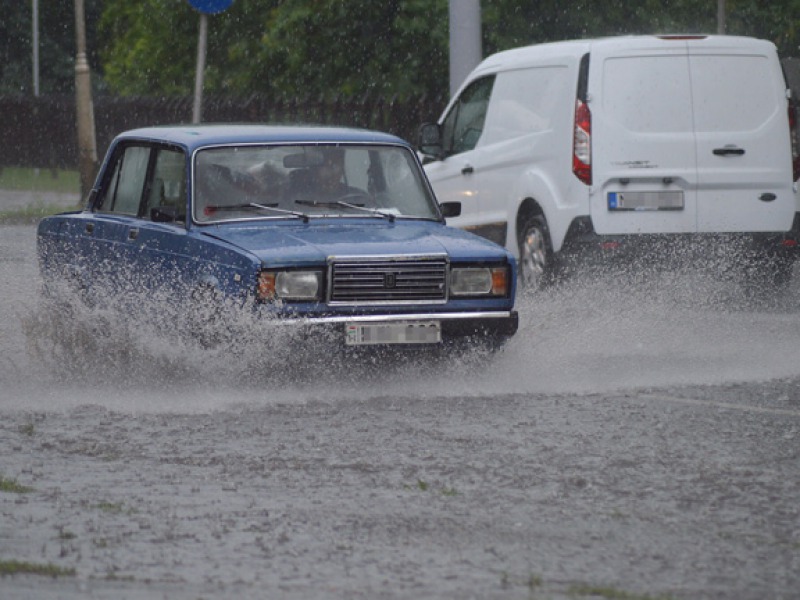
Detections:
[2, 223, 800, 599]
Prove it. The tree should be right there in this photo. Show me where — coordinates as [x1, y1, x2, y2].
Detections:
[99, 0, 449, 100]
[240, 0, 448, 99]
[482, 0, 800, 58]
[0, 0, 103, 95]
[92, 0, 800, 99]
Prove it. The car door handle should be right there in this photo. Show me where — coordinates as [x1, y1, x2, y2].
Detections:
[461, 164, 474, 175]
[85, 223, 94, 234]
[128, 228, 139, 241]
[713, 147, 745, 156]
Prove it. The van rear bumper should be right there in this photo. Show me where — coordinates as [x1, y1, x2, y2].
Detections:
[559, 214, 800, 265]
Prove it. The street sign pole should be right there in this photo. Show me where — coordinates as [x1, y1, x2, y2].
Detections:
[188, 0, 234, 124]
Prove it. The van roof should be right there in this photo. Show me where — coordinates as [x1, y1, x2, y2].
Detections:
[473, 34, 777, 76]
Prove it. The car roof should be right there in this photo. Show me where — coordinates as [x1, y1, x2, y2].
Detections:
[115, 124, 409, 153]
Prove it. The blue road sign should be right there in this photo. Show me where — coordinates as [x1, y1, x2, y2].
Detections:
[188, 0, 234, 14]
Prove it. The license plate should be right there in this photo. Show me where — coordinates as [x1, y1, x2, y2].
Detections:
[345, 321, 441, 346]
[608, 191, 684, 211]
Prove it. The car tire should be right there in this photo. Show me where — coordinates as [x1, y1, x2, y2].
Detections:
[186, 284, 228, 348]
[518, 215, 555, 291]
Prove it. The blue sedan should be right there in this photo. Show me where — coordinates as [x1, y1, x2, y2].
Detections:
[37, 125, 518, 348]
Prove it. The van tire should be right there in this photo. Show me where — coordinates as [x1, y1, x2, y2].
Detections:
[518, 215, 555, 291]
[745, 254, 795, 294]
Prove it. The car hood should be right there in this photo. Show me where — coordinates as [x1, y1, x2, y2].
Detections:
[199, 219, 512, 267]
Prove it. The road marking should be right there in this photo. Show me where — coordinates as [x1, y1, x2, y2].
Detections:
[631, 393, 800, 418]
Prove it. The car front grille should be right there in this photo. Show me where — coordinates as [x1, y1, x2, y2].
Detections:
[329, 256, 448, 304]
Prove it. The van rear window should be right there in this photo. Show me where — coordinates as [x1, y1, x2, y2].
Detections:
[690, 55, 777, 132]
[603, 56, 693, 133]
[603, 54, 779, 134]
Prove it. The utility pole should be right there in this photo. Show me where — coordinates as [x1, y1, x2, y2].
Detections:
[192, 13, 209, 123]
[74, 0, 97, 200]
[32, 0, 40, 96]
[449, 0, 482, 97]
[718, 0, 726, 34]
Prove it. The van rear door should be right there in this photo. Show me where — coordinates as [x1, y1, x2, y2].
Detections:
[688, 38, 795, 232]
[590, 38, 698, 235]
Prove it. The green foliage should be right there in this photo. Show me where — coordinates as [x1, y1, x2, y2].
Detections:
[0, 476, 34, 494]
[0, 0, 103, 94]
[98, 0, 200, 96]
[99, 0, 448, 100]
[0, 167, 79, 193]
[483, 0, 800, 57]
[568, 583, 675, 600]
[0, 560, 75, 577]
[246, 0, 449, 99]
[4, 1, 800, 100]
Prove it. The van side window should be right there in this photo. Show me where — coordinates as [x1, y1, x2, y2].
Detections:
[441, 76, 495, 157]
[482, 66, 570, 145]
[95, 145, 151, 215]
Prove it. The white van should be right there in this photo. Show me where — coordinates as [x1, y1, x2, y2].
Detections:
[419, 35, 800, 289]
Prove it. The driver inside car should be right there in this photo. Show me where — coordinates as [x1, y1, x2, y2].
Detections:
[298, 147, 368, 203]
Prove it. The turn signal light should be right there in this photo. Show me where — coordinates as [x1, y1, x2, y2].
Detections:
[257, 272, 276, 300]
[491, 268, 509, 296]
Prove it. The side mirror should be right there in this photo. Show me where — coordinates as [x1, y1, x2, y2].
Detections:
[417, 123, 443, 161]
[439, 201, 461, 218]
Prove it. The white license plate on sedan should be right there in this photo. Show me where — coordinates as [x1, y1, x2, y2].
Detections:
[608, 191, 684, 211]
[345, 321, 441, 346]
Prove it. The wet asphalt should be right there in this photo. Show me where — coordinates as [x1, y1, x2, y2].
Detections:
[1, 215, 800, 599]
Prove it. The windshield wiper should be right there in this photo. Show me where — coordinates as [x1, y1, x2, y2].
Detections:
[205, 202, 309, 222]
[294, 199, 395, 222]
[249, 202, 310, 222]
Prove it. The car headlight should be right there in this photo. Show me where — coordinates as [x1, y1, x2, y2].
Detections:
[257, 270, 322, 301]
[450, 266, 510, 297]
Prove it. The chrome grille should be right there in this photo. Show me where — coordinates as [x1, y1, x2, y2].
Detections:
[329, 257, 448, 304]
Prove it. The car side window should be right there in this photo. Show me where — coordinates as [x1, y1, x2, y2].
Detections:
[441, 75, 495, 157]
[145, 147, 187, 225]
[96, 145, 150, 215]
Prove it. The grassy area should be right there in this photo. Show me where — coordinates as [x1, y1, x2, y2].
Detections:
[0, 476, 34, 494]
[0, 167, 79, 194]
[0, 203, 78, 224]
[0, 560, 75, 577]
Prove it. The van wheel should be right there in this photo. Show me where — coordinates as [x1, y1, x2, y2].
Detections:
[518, 215, 554, 291]
[743, 254, 795, 297]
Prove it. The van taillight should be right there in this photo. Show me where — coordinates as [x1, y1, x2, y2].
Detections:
[573, 99, 592, 185]
[789, 98, 800, 182]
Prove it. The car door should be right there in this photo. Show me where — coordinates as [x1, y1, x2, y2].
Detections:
[688, 40, 795, 232]
[424, 76, 495, 239]
[131, 145, 195, 296]
[86, 143, 152, 299]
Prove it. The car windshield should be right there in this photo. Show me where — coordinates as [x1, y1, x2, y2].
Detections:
[193, 143, 440, 223]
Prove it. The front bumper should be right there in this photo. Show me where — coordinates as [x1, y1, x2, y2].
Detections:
[272, 310, 519, 340]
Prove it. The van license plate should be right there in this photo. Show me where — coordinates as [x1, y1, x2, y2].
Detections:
[608, 191, 684, 211]
[345, 321, 442, 346]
